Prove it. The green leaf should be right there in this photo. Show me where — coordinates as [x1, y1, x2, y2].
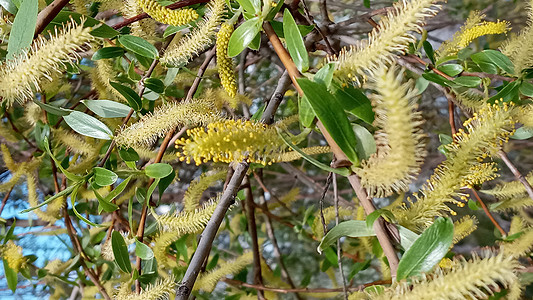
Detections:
[92, 47, 125, 60]
[32, 99, 72, 116]
[105, 176, 133, 202]
[93, 186, 119, 213]
[20, 183, 79, 213]
[163, 24, 188, 38]
[111, 231, 133, 273]
[128, 61, 142, 81]
[334, 85, 374, 124]
[314, 63, 335, 87]
[471, 50, 514, 75]
[82, 100, 132, 118]
[265, 0, 284, 21]
[519, 81, 533, 97]
[45, 11, 119, 39]
[317, 220, 375, 253]
[277, 130, 350, 176]
[3, 258, 17, 292]
[236, 0, 259, 14]
[365, 209, 395, 229]
[396, 217, 454, 280]
[488, 81, 520, 103]
[136, 187, 146, 204]
[145, 163, 173, 179]
[511, 126, 533, 140]
[0, 0, 17, 14]
[7, 0, 37, 60]
[144, 78, 165, 94]
[283, 9, 309, 72]
[146, 178, 160, 201]
[119, 148, 140, 162]
[297, 78, 359, 164]
[415, 77, 430, 95]
[248, 32, 261, 51]
[63, 111, 113, 140]
[93, 167, 118, 186]
[453, 76, 482, 87]
[352, 124, 376, 160]
[158, 170, 175, 202]
[299, 96, 316, 128]
[3, 219, 16, 244]
[423, 41, 435, 65]
[228, 17, 262, 57]
[71, 185, 103, 227]
[42, 137, 83, 181]
[118, 35, 158, 59]
[135, 240, 154, 260]
[437, 64, 463, 77]
[422, 72, 453, 86]
[363, 0, 370, 8]
[269, 20, 315, 38]
[109, 82, 142, 111]
[398, 226, 419, 252]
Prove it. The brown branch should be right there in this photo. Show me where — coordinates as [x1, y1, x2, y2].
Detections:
[498, 150, 533, 202]
[34, 0, 70, 37]
[470, 188, 506, 236]
[186, 47, 216, 101]
[243, 176, 265, 300]
[0, 186, 14, 215]
[333, 173, 348, 300]
[263, 20, 400, 279]
[111, 0, 210, 30]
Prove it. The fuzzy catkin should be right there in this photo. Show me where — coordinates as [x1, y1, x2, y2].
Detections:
[0, 21, 94, 106]
[115, 98, 222, 147]
[501, 1, 533, 73]
[327, 0, 441, 83]
[183, 169, 226, 211]
[193, 252, 253, 292]
[138, 0, 198, 26]
[355, 65, 426, 198]
[160, 0, 225, 66]
[153, 198, 218, 233]
[216, 23, 237, 98]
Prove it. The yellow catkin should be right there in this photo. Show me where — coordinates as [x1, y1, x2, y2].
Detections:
[501, 0, 533, 73]
[501, 229, 533, 257]
[491, 197, 533, 212]
[176, 118, 312, 166]
[115, 277, 176, 300]
[452, 215, 478, 244]
[115, 98, 222, 147]
[161, 0, 225, 66]
[90, 59, 124, 102]
[481, 171, 533, 199]
[153, 198, 218, 233]
[0, 20, 95, 106]
[311, 206, 354, 240]
[193, 252, 253, 292]
[52, 128, 97, 156]
[267, 187, 300, 211]
[23, 101, 43, 126]
[216, 23, 237, 98]
[207, 88, 252, 110]
[0, 122, 19, 143]
[393, 103, 516, 231]
[152, 231, 181, 268]
[121, 0, 157, 41]
[277, 146, 332, 162]
[327, 0, 441, 83]
[138, 0, 198, 26]
[0, 156, 42, 193]
[355, 65, 426, 197]
[438, 11, 509, 58]
[27, 174, 65, 224]
[373, 251, 520, 300]
[183, 169, 226, 211]
[2, 241, 26, 272]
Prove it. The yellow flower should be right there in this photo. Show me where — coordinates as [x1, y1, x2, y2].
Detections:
[216, 23, 237, 98]
[3, 241, 26, 272]
[457, 21, 509, 48]
[138, 0, 198, 26]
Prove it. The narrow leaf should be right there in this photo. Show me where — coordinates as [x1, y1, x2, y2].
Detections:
[7, 0, 37, 60]
[318, 220, 375, 253]
[93, 167, 118, 186]
[228, 17, 261, 57]
[109, 82, 142, 111]
[334, 85, 374, 124]
[118, 35, 158, 59]
[32, 99, 72, 116]
[82, 100, 132, 118]
[111, 231, 133, 273]
[92, 47, 125, 60]
[283, 9, 309, 72]
[3, 259, 17, 292]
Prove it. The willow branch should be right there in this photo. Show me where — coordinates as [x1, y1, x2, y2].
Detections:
[34, 0, 70, 36]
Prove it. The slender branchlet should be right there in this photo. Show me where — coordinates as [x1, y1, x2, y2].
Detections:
[1, 240, 26, 272]
[153, 198, 219, 232]
[355, 65, 426, 197]
[312, 206, 354, 239]
[482, 170, 533, 199]
[160, 0, 225, 66]
[0, 20, 95, 106]
[369, 251, 520, 300]
[327, 0, 441, 83]
[216, 23, 237, 98]
[193, 252, 254, 292]
[27, 174, 65, 224]
[393, 103, 516, 231]
[183, 169, 226, 211]
[438, 11, 509, 59]
[138, 0, 198, 26]
[452, 215, 478, 244]
[115, 276, 176, 300]
[500, 0, 533, 74]
[115, 98, 222, 147]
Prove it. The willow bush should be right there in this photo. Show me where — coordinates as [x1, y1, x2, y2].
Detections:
[1, 0, 533, 298]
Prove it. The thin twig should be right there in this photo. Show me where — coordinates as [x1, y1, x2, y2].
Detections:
[34, 0, 70, 36]
[498, 150, 533, 202]
[471, 188, 506, 236]
[0, 186, 14, 216]
[333, 173, 348, 300]
[186, 47, 216, 101]
[319, 173, 333, 235]
[243, 176, 265, 300]
[221, 278, 391, 293]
